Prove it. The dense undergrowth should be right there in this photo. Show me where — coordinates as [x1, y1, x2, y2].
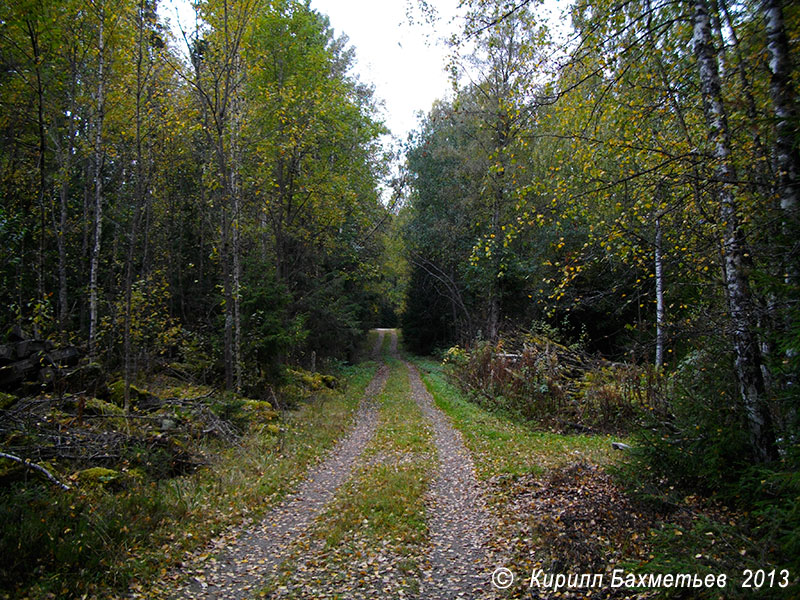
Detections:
[442, 331, 668, 434]
[0, 359, 377, 599]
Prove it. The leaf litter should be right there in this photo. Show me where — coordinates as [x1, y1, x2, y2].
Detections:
[132, 362, 389, 599]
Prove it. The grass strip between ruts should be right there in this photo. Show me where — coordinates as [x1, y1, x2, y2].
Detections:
[263, 357, 436, 599]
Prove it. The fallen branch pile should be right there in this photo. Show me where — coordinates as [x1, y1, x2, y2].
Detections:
[444, 333, 671, 432]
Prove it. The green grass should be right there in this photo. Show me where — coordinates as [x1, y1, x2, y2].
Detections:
[319, 358, 433, 548]
[264, 358, 434, 598]
[412, 358, 615, 479]
[380, 328, 395, 356]
[0, 362, 378, 599]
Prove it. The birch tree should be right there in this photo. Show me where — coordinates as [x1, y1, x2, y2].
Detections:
[691, 0, 777, 462]
[87, 0, 107, 359]
[187, 0, 258, 390]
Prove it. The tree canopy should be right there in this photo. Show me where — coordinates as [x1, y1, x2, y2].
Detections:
[0, 0, 401, 399]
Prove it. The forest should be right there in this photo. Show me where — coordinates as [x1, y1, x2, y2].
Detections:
[0, 0, 798, 597]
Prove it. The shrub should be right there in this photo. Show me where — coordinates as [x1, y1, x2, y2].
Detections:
[442, 330, 665, 432]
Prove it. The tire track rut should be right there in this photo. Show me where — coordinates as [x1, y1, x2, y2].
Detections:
[407, 360, 497, 599]
[146, 354, 388, 598]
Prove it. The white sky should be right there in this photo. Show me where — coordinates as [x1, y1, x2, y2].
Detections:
[310, 0, 462, 144]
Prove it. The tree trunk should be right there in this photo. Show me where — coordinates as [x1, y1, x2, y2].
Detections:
[88, 5, 106, 360]
[654, 213, 665, 368]
[124, 0, 149, 418]
[693, 0, 778, 463]
[231, 119, 243, 392]
[229, 52, 244, 393]
[221, 200, 234, 391]
[57, 56, 78, 338]
[27, 18, 48, 327]
[764, 0, 800, 284]
[487, 112, 509, 342]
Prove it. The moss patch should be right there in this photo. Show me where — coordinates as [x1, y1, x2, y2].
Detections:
[76, 467, 121, 486]
[0, 392, 18, 411]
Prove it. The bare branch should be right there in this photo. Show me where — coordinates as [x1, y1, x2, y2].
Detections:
[0, 451, 71, 491]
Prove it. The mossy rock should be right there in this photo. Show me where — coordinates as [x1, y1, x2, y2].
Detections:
[243, 400, 278, 422]
[108, 380, 159, 409]
[76, 467, 121, 486]
[287, 368, 338, 391]
[0, 391, 18, 411]
[84, 397, 125, 417]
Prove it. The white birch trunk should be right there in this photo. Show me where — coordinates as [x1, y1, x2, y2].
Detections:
[89, 5, 105, 360]
[765, 0, 800, 245]
[764, 0, 798, 395]
[693, 0, 777, 462]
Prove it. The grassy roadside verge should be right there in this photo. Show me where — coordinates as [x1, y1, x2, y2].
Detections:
[1, 362, 377, 599]
[265, 357, 435, 598]
[411, 358, 615, 478]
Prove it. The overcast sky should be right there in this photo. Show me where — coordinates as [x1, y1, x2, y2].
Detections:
[310, 0, 461, 144]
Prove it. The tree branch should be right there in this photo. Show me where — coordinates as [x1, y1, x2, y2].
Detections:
[0, 451, 71, 491]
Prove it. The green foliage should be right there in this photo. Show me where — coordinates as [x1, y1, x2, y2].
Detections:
[614, 345, 800, 589]
[0, 0, 388, 396]
[101, 271, 181, 368]
[241, 264, 305, 378]
[743, 460, 800, 575]
[624, 346, 753, 495]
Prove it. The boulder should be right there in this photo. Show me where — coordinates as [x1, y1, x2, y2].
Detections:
[15, 340, 46, 357]
[8, 325, 29, 342]
[45, 346, 81, 367]
[84, 397, 125, 417]
[0, 358, 37, 390]
[0, 344, 16, 365]
[0, 334, 84, 392]
[108, 380, 160, 410]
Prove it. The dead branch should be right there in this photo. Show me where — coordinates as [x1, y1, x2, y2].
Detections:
[0, 451, 71, 490]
